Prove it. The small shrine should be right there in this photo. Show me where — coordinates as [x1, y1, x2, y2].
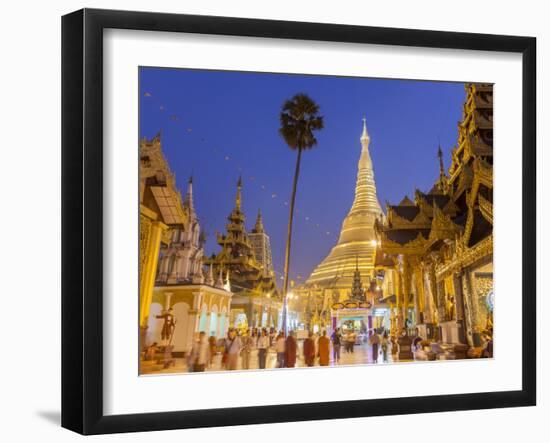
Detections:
[331, 257, 372, 333]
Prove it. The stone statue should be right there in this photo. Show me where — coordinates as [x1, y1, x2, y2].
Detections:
[156, 308, 177, 345]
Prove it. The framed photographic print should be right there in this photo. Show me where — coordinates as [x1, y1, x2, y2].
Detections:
[61, 8, 536, 435]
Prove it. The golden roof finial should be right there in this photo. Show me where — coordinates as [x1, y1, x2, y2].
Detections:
[438, 139, 445, 178]
[235, 175, 242, 211]
[254, 209, 265, 233]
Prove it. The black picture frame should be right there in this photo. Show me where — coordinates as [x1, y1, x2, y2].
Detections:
[62, 8, 537, 435]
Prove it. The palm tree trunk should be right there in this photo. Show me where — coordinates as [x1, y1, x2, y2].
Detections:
[282, 147, 303, 334]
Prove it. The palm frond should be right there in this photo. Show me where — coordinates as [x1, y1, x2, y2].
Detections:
[279, 93, 324, 151]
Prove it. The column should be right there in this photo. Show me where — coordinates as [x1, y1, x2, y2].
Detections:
[185, 291, 202, 353]
[163, 292, 173, 310]
[139, 218, 167, 329]
[402, 257, 412, 328]
[453, 271, 466, 322]
[420, 266, 434, 323]
[462, 268, 482, 346]
[267, 307, 273, 329]
[246, 303, 254, 329]
[410, 258, 422, 326]
[395, 267, 404, 330]
[413, 268, 422, 324]
[436, 280, 446, 323]
[389, 303, 397, 335]
[428, 262, 439, 323]
[452, 270, 467, 344]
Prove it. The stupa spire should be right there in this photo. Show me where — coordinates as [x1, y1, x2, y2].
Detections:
[253, 209, 265, 233]
[347, 117, 382, 220]
[361, 115, 369, 142]
[235, 176, 243, 211]
[306, 119, 382, 290]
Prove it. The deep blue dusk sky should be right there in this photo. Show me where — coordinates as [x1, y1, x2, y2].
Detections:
[139, 67, 465, 285]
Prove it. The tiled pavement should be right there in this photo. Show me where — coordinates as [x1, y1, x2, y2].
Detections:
[141, 341, 398, 375]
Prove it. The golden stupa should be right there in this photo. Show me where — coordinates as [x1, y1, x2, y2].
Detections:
[306, 118, 383, 292]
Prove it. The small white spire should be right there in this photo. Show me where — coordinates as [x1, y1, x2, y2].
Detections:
[361, 116, 369, 141]
[185, 175, 196, 219]
[205, 264, 214, 286]
[215, 267, 224, 288]
[224, 270, 231, 292]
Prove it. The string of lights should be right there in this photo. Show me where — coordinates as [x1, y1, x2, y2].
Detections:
[142, 91, 336, 244]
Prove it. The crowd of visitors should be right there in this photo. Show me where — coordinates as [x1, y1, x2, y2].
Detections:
[185, 326, 394, 372]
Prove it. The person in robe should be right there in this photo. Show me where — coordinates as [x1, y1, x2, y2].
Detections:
[331, 328, 342, 363]
[381, 331, 389, 363]
[318, 330, 330, 366]
[257, 328, 269, 369]
[223, 328, 242, 370]
[303, 331, 316, 367]
[275, 332, 286, 368]
[346, 329, 357, 354]
[369, 329, 381, 363]
[208, 335, 217, 366]
[144, 342, 158, 361]
[189, 331, 210, 372]
[285, 331, 297, 368]
[240, 329, 254, 370]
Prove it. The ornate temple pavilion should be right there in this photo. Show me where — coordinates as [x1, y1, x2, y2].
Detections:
[139, 133, 232, 363]
[374, 83, 493, 356]
[306, 118, 383, 295]
[204, 178, 281, 330]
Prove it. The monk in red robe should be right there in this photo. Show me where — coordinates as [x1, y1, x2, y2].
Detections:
[285, 331, 297, 368]
[303, 332, 316, 367]
[318, 330, 330, 366]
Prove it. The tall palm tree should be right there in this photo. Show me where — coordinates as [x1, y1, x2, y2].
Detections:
[279, 93, 324, 334]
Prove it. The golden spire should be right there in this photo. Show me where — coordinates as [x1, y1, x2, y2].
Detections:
[346, 116, 382, 223]
[438, 145, 445, 178]
[235, 175, 242, 211]
[253, 209, 265, 233]
[436, 143, 448, 193]
[306, 119, 382, 290]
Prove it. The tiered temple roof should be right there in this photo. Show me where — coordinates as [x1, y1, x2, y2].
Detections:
[204, 178, 279, 298]
[376, 83, 493, 260]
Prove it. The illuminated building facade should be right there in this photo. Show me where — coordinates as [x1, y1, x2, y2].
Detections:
[375, 83, 493, 357]
[139, 134, 232, 364]
[248, 210, 275, 278]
